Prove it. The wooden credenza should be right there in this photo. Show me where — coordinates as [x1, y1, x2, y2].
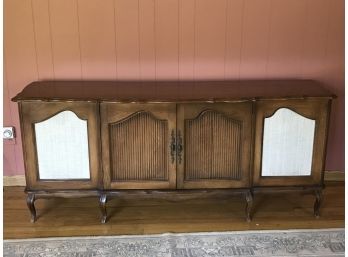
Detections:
[12, 80, 334, 223]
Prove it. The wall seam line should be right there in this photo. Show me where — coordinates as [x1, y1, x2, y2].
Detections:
[4, 62, 18, 174]
[193, 0, 196, 81]
[265, 0, 273, 79]
[238, 0, 246, 80]
[75, 0, 83, 80]
[223, 0, 229, 80]
[154, 0, 157, 81]
[47, 0, 56, 79]
[30, 0, 40, 80]
[113, 0, 118, 80]
[322, 0, 333, 83]
[299, 0, 310, 79]
[177, 0, 180, 81]
[137, 0, 141, 80]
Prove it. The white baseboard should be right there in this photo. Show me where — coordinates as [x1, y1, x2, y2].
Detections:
[3, 171, 344, 187]
[3, 175, 26, 186]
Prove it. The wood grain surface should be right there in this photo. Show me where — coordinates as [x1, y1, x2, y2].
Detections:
[177, 102, 252, 189]
[109, 112, 168, 181]
[12, 80, 334, 102]
[4, 182, 344, 239]
[101, 103, 177, 190]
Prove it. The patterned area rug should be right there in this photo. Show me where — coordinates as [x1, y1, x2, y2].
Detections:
[4, 229, 344, 257]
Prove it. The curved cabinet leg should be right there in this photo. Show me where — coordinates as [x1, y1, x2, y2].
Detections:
[26, 193, 37, 223]
[99, 193, 107, 223]
[314, 189, 322, 218]
[245, 190, 253, 222]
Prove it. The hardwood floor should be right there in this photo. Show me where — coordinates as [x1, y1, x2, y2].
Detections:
[4, 182, 344, 239]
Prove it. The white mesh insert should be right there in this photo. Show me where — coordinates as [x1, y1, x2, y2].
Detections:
[34, 111, 90, 180]
[261, 108, 315, 176]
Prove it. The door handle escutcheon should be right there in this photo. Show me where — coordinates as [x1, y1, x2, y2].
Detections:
[177, 130, 183, 164]
[170, 130, 176, 164]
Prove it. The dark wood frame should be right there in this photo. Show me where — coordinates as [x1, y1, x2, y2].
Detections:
[19, 101, 101, 190]
[253, 98, 332, 187]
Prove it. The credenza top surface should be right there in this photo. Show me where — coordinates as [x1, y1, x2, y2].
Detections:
[12, 80, 335, 102]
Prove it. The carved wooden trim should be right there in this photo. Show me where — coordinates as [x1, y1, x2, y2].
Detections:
[99, 193, 107, 223]
[26, 193, 36, 223]
[188, 109, 242, 122]
[245, 190, 253, 222]
[265, 107, 316, 120]
[314, 188, 322, 218]
[32, 109, 88, 123]
[109, 110, 166, 126]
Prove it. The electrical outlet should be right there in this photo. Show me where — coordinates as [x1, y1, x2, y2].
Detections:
[3, 127, 15, 139]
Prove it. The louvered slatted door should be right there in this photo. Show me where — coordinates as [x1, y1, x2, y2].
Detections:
[101, 103, 176, 189]
[177, 103, 252, 189]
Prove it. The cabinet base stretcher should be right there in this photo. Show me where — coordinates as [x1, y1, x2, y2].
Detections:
[25, 186, 323, 224]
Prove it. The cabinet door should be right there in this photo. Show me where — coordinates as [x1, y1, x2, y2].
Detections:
[20, 101, 100, 190]
[177, 103, 252, 189]
[101, 103, 176, 189]
[253, 99, 331, 186]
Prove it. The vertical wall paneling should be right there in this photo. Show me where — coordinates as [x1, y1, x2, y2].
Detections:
[324, 0, 344, 89]
[78, 0, 117, 80]
[114, 0, 140, 79]
[154, 0, 179, 80]
[4, 0, 39, 174]
[4, 0, 39, 94]
[178, 0, 195, 81]
[3, 68, 16, 145]
[224, 0, 245, 79]
[3, 69, 17, 175]
[49, 0, 82, 79]
[194, 0, 227, 79]
[239, 0, 271, 79]
[299, 0, 330, 79]
[3, 70, 12, 127]
[322, 0, 345, 169]
[139, 0, 156, 80]
[32, 0, 55, 79]
[3, 0, 345, 174]
[266, 0, 307, 78]
[3, 144, 17, 175]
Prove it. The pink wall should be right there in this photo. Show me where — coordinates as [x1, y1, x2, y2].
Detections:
[4, 0, 344, 176]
